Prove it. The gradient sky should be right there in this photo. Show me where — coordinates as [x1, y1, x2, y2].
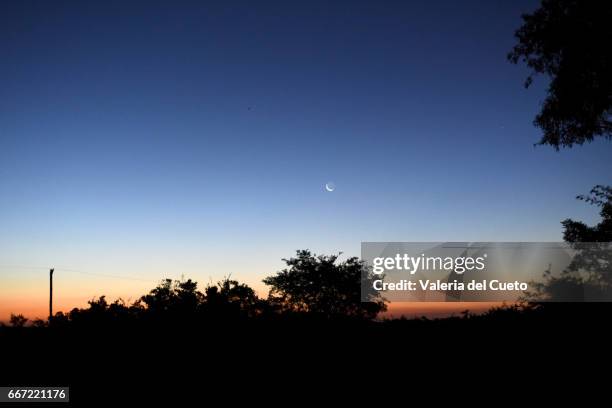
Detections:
[2, 0, 612, 321]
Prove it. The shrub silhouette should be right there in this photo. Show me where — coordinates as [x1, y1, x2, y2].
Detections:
[9, 313, 28, 328]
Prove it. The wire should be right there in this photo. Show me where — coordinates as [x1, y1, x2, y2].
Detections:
[56, 268, 155, 282]
[0, 265, 50, 270]
[0, 264, 158, 283]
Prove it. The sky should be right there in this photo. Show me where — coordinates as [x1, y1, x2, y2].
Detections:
[1, 0, 611, 321]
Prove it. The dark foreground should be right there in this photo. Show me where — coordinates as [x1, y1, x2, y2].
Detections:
[1, 303, 609, 406]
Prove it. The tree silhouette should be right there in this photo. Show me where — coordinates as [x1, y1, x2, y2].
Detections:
[263, 250, 386, 320]
[509, 2, 612, 301]
[508, 0, 612, 148]
[0, 252, 389, 327]
[525, 186, 612, 301]
[563, 185, 612, 243]
[562, 186, 612, 288]
[204, 278, 263, 319]
[139, 278, 203, 316]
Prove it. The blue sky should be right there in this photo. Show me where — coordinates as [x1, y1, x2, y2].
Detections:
[1, 0, 611, 315]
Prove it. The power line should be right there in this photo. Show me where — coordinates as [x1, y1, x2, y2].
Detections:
[0, 264, 157, 283]
[55, 267, 155, 282]
[0, 265, 49, 271]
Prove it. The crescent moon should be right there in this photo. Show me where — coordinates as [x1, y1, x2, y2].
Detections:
[325, 182, 335, 192]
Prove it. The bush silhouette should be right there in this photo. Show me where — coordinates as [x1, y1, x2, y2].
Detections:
[9, 313, 28, 328]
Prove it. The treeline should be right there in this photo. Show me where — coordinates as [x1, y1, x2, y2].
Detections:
[4, 242, 611, 330]
[3, 250, 387, 329]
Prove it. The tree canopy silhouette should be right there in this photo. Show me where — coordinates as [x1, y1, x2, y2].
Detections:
[139, 278, 203, 316]
[203, 278, 265, 319]
[525, 186, 612, 301]
[263, 250, 386, 319]
[509, 3, 612, 301]
[562, 185, 612, 243]
[562, 186, 612, 289]
[508, 0, 612, 148]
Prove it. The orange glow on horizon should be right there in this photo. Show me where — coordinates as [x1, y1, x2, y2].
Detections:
[383, 301, 504, 319]
[0, 270, 504, 323]
[1, 297, 504, 324]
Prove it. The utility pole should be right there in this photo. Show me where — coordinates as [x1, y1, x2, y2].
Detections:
[49, 268, 54, 321]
